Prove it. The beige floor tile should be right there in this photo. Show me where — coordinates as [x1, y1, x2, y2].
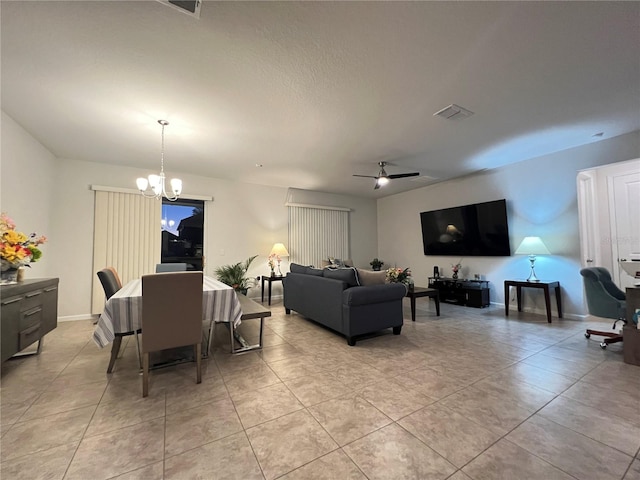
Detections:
[356, 379, 435, 421]
[308, 393, 392, 446]
[438, 386, 534, 436]
[279, 449, 366, 479]
[258, 343, 304, 363]
[267, 356, 327, 380]
[471, 375, 557, 412]
[65, 417, 165, 480]
[164, 396, 243, 457]
[395, 366, 466, 400]
[232, 382, 303, 429]
[165, 375, 229, 414]
[0, 405, 94, 461]
[462, 438, 575, 480]
[247, 409, 338, 480]
[538, 395, 640, 456]
[398, 403, 501, 468]
[625, 459, 640, 480]
[20, 380, 107, 421]
[165, 431, 263, 479]
[284, 372, 354, 407]
[214, 351, 267, 376]
[224, 362, 282, 397]
[329, 363, 385, 389]
[486, 361, 577, 394]
[85, 393, 166, 438]
[108, 461, 164, 479]
[446, 471, 474, 480]
[0, 442, 77, 480]
[521, 352, 597, 379]
[507, 415, 632, 480]
[343, 423, 456, 480]
[0, 400, 30, 426]
[561, 381, 640, 427]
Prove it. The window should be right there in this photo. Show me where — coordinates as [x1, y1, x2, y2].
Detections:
[161, 198, 204, 270]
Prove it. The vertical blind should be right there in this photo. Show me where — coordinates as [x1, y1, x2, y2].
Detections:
[288, 205, 349, 268]
[91, 191, 161, 314]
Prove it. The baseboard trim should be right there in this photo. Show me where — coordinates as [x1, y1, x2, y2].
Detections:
[59, 314, 99, 323]
[497, 302, 585, 321]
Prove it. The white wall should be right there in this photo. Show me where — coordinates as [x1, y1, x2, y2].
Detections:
[377, 130, 640, 318]
[0, 112, 57, 279]
[1, 110, 378, 318]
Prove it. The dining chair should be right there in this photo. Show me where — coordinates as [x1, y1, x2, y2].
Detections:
[141, 271, 203, 397]
[97, 267, 142, 373]
[155, 263, 188, 273]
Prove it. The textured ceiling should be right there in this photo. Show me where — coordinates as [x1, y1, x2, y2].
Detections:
[2, 1, 639, 198]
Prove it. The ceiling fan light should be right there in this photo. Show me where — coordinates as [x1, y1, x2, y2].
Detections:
[377, 177, 389, 186]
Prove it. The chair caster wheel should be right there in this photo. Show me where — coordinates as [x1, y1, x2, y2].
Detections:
[599, 342, 607, 349]
[584, 332, 590, 338]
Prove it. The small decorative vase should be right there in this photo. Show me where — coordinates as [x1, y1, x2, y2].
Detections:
[270, 268, 275, 277]
[1, 268, 19, 285]
[452, 271, 458, 279]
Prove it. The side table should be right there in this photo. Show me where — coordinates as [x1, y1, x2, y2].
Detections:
[261, 275, 284, 306]
[406, 287, 440, 321]
[504, 279, 562, 323]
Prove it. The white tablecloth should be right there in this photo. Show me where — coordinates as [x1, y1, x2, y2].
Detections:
[93, 276, 242, 348]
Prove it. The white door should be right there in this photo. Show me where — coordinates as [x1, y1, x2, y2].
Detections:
[610, 170, 640, 288]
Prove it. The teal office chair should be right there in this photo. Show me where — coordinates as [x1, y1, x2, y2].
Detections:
[581, 267, 626, 349]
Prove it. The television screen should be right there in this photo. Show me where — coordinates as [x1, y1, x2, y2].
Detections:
[420, 199, 511, 256]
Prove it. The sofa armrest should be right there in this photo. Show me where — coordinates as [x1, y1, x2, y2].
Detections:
[343, 283, 406, 306]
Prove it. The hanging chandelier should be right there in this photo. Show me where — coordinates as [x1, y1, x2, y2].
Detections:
[136, 120, 182, 201]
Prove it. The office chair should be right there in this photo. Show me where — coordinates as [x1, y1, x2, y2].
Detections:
[155, 263, 188, 273]
[97, 267, 141, 372]
[581, 267, 626, 349]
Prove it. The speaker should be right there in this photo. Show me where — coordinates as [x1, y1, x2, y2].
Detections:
[433, 266, 440, 278]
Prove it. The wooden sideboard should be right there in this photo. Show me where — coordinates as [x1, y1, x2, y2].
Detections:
[1, 278, 59, 362]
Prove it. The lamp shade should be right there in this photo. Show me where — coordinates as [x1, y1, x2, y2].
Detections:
[515, 236, 550, 255]
[270, 243, 289, 257]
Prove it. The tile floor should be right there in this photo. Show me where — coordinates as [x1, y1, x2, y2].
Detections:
[1, 298, 639, 480]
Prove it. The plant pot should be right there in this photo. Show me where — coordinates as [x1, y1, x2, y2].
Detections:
[372, 266, 381, 271]
[1, 268, 19, 285]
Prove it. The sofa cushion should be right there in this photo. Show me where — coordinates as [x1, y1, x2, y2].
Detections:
[290, 263, 324, 276]
[323, 266, 360, 287]
[356, 268, 387, 286]
[322, 258, 354, 268]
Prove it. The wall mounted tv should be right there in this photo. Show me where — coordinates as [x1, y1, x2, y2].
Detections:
[420, 199, 511, 256]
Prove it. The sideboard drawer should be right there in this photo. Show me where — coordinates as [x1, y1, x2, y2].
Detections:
[19, 322, 42, 350]
[22, 289, 44, 311]
[20, 306, 42, 330]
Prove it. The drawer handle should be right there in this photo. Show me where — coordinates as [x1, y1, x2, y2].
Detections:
[1, 297, 22, 305]
[25, 292, 42, 298]
[21, 322, 41, 336]
[24, 308, 42, 317]
[44, 287, 58, 292]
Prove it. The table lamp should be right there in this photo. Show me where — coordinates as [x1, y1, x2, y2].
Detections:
[515, 236, 550, 282]
[270, 243, 289, 276]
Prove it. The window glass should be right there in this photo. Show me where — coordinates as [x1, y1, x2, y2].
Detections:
[161, 199, 204, 270]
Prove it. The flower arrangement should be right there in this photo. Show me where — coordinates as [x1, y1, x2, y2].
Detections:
[267, 253, 279, 272]
[386, 267, 411, 284]
[451, 259, 462, 278]
[0, 213, 47, 271]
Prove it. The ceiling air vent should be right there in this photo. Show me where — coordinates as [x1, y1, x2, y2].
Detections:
[433, 104, 474, 120]
[158, 0, 201, 18]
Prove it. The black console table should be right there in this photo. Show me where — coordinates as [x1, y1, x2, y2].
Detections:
[1, 278, 59, 362]
[428, 277, 490, 308]
[261, 275, 284, 306]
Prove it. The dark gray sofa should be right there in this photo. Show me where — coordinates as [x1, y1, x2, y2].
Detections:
[283, 263, 406, 346]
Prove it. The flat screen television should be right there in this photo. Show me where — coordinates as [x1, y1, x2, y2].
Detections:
[420, 199, 511, 256]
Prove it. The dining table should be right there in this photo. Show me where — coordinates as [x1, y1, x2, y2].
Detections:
[93, 275, 243, 356]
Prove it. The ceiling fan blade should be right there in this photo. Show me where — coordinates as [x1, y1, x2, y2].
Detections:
[374, 182, 381, 190]
[387, 172, 420, 179]
[353, 174, 378, 179]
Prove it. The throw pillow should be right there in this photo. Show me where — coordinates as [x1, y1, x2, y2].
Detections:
[290, 263, 307, 274]
[356, 268, 386, 286]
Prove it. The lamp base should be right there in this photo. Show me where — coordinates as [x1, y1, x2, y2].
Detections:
[526, 255, 540, 282]
[276, 261, 282, 277]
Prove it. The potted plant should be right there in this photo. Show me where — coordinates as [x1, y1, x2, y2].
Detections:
[214, 255, 257, 295]
[370, 258, 384, 271]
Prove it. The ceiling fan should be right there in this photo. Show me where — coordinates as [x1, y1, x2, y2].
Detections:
[353, 162, 420, 189]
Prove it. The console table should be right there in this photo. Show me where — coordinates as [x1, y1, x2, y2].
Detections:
[406, 287, 440, 320]
[428, 277, 490, 308]
[261, 275, 284, 305]
[504, 279, 562, 323]
[1, 278, 59, 362]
